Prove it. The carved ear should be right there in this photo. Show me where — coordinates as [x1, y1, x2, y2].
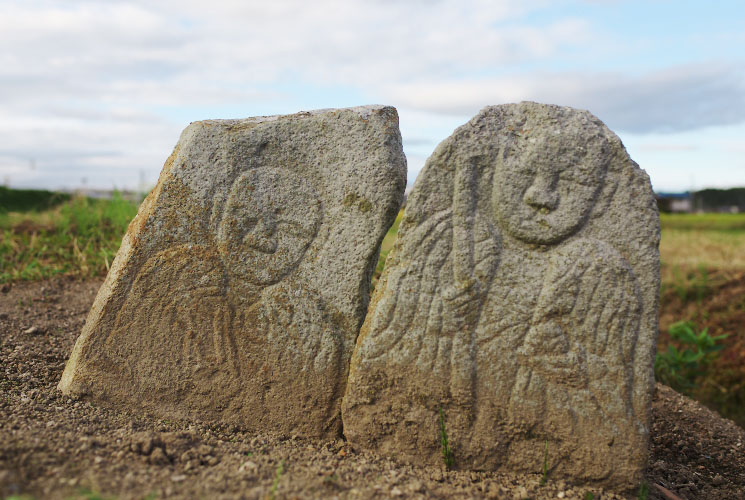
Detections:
[591, 175, 618, 221]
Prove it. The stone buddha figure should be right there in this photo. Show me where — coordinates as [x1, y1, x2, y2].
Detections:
[344, 103, 658, 490]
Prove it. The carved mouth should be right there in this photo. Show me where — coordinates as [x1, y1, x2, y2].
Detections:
[519, 216, 551, 231]
[243, 234, 278, 254]
[536, 218, 551, 229]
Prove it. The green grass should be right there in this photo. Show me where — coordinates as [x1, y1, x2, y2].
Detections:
[269, 460, 285, 500]
[66, 489, 110, 500]
[660, 213, 745, 278]
[637, 481, 650, 500]
[662, 265, 712, 305]
[439, 407, 454, 470]
[661, 212, 745, 231]
[0, 191, 139, 283]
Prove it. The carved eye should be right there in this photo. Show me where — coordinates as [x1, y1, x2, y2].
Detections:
[560, 167, 597, 187]
[514, 164, 537, 178]
[242, 215, 260, 227]
[279, 220, 316, 239]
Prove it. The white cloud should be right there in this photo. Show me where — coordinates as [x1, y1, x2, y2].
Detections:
[1, 0, 577, 188]
[0, 0, 743, 189]
[1, 0, 580, 103]
[383, 64, 745, 133]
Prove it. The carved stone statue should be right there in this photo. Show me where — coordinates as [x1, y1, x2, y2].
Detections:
[342, 102, 660, 491]
[59, 106, 407, 438]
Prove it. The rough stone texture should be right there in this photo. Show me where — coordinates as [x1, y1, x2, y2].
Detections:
[59, 105, 407, 438]
[342, 102, 660, 491]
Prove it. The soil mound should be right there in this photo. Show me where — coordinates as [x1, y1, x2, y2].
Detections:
[2, 278, 744, 499]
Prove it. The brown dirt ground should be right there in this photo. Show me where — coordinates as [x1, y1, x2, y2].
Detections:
[2, 278, 745, 500]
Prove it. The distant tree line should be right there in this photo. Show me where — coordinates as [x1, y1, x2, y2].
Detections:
[653, 188, 745, 213]
[694, 188, 745, 212]
[0, 186, 71, 213]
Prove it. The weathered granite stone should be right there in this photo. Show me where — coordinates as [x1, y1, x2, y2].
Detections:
[342, 102, 660, 490]
[59, 106, 407, 438]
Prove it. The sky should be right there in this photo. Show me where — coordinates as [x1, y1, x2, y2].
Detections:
[1, 0, 743, 193]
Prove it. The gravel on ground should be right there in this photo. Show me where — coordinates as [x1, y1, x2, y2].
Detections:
[2, 278, 744, 499]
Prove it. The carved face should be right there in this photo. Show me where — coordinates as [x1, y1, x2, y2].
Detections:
[492, 135, 607, 245]
[217, 167, 322, 285]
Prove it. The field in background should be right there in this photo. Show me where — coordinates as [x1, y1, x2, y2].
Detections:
[657, 213, 745, 426]
[0, 189, 139, 282]
[2, 190, 744, 425]
[660, 213, 745, 279]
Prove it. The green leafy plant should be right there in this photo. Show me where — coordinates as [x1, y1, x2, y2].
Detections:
[585, 493, 595, 500]
[655, 321, 728, 394]
[439, 407, 454, 470]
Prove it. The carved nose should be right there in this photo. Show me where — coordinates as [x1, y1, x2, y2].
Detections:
[243, 212, 278, 253]
[257, 211, 277, 238]
[523, 176, 559, 212]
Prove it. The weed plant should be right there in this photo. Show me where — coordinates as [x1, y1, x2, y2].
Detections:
[637, 481, 650, 500]
[269, 460, 285, 500]
[655, 321, 728, 395]
[439, 407, 455, 470]
[0, 192, 138, 283]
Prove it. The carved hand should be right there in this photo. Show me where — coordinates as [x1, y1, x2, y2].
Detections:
[518, 320, 570, 357]
[518, 321, 589, 389]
